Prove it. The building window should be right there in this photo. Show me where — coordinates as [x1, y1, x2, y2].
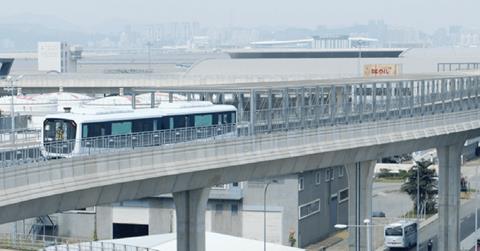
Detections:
[339, 188, 349, 203]
[232, 182, 239, 187]
[338, 167, 344, 178]
[325, 169, 331, 182]
[299, 199, 321, 219]
[315, 171, 321, 185]
[299, 177, 304, 191]
[231, 204, 238, 215]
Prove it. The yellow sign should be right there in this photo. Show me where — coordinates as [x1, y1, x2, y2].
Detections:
[363, 64, 401, 77]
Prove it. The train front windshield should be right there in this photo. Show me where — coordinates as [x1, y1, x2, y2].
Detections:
[43, 119, 77, 154]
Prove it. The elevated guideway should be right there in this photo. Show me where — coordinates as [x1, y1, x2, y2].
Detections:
[2, 73, 480, 251]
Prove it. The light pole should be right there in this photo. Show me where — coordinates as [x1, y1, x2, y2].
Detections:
[475, 165, 479, 244]
[5, 75, 23, 144]
[416, 166, 420, 251]
[364, 219, 371, 251]
[335, 220, 376, 251]
[264, 179, 278, 251]
[349, 37, 378, 78]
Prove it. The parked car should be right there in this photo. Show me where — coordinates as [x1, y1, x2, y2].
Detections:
[372, 211, 386, 217]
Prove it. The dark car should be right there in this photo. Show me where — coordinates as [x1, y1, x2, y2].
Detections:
[372, 211, 386, 217]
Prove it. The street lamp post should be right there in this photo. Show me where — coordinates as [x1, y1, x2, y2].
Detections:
[364, 219, 371, 251]
[5, 75, 23, 144]
[349, 37, 378, 78]
[475, 165, 479, 242]
[416, 166, 420, 251]
[335, 220, 376, 251]
[264, 179, 278, 251]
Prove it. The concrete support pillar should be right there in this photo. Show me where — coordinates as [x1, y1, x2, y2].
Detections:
[436, 142, 464, 251]
[173, 187, 210, 251]
[345, 160, 375, 251]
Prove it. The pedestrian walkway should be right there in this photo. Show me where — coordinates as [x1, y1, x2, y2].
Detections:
[304, 231, 347, 251]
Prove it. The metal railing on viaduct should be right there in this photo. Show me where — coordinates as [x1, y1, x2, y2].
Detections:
[2, 73, 480, 251]
[2, 73, 480, 167]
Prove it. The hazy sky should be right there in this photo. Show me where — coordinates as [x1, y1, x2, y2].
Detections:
[3, 0, 480, 31]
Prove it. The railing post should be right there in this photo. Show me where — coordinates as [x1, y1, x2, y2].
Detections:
[330, 85, 336, 125]
[451, 78, 456, 112]
[300, 87, 305, 128]
[386, 82, 391, 120]
[267, 89, 273, 132]
[476, 77, 479, 108]
[420, 80, 425, 115]
[283, 88, 289, 131]
[249, 89, 256, 135]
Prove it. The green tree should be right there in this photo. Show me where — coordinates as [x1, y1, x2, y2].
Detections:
[401, 160, 438, 215]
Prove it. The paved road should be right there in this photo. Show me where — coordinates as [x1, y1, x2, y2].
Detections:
[404, 159, 480, 251]
[373, 182, 413, 218]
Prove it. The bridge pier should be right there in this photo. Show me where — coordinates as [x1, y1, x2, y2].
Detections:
[436, 142, 464, 251]
[345, 161, 375, 251]
[173, 187, 210, 251]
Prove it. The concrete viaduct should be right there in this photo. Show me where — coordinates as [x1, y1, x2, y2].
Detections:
[2, 73, 480, 251]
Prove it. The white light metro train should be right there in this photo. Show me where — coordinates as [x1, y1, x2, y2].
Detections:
[40, 101, 237, 158]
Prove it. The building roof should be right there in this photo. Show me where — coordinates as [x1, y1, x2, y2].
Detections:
[186, 47, 480, 77]
[108, 232, 304, 251]
[227, 48, 406, 59]
[48, 232, 305, 251]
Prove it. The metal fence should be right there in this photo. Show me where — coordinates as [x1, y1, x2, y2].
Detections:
[0, 128, 40, 144]
[0, 233, 86, 250]
[437, 63, 480, 72]
[0, 124, 236, 167]
[0, 233, 158, 251]
[0, 115, 30, 130]
[3, 75, 480, 168]
[45, 241, 158, 251]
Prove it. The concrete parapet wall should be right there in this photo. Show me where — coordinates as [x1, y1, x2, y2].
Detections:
[1, 110, 480, 224]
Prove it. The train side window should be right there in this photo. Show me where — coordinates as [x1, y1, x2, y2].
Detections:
[133, 119, 154, 133]
[82, 125, 88, 138]
[112, 121, 132, 135]
[195, 114, 212, 127]
[188, 115, 194, 127]
[223, 113, 228, 124]
[159, 117, 171, 130]
[173, 116, 185, 128]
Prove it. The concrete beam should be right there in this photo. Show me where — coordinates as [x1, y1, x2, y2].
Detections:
[173, 187, 210, 251]
[345, 160, 375, 251]
[436, 142, 465, 251]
